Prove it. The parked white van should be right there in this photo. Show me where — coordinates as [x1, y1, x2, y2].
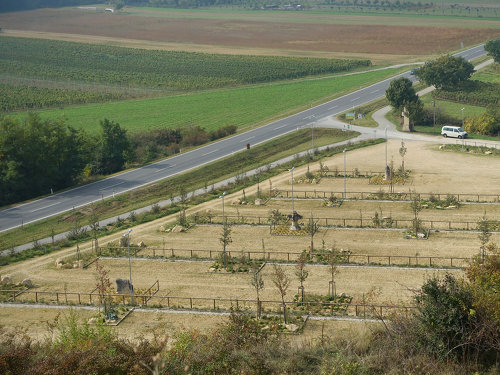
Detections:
[441, 126, 468, 139]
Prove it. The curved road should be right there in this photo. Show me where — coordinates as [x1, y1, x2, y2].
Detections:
[0, 44, 487, 233]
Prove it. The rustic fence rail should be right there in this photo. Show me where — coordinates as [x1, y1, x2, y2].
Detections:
[97, 247, 472, 268]
[0, 289, 415, 319]
[193, 214, 499, 232]
[274, 189, 500, 203]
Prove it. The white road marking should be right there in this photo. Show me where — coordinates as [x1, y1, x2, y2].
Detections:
[350, 96, 361, 102]
[240, 136, 255, 143]
[202, 149, 218, 156]
[276, 124, 287, 129]
[370, 89, 379, 93]
[153, 165, 176, 173]
[30, 201, 62, 213]
[328, 105, 338, 110]
[101, 181, 125, 190]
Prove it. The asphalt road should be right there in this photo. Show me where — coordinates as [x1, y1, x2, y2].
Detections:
[0, 44, 487, 233]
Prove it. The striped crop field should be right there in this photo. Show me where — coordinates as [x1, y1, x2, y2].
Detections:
[9, 67, 404, 135]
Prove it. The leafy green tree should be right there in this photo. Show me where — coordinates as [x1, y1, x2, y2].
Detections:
[385, 77, 418, 110]
[415, 55, 474, 90]
[485, 38, 500, 64]
[403, 98, 424, 128]
[0, 114, 87, 205]
[94, 119, 131, 175]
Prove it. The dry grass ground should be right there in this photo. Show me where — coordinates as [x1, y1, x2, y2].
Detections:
[0, 8, 499, 63]
[9, 257, 462, 306]
[136, 225, 498, 259]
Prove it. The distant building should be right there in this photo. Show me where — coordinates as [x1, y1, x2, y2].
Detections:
[104, 8, 114, 13]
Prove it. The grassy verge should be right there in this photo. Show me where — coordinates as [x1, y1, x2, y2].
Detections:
[337, 97, 389, 127]
[436, 143, 500, 156]
[0, 128, 374, 253]
[8, 68, 406, 135]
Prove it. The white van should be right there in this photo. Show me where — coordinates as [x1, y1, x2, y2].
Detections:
[441, 126, 468, 139]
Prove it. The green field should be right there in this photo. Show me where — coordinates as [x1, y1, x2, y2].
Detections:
[10, 67, 404, 135]
[125, 6, 500, 25]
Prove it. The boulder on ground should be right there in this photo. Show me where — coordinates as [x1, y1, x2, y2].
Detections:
[62, 263, 73, 269]
[232, 199, 241, 205]
[1, 275, 13, 284]
[171, 225, 186, 233]
[55, 258, 63, 266]
[138, 241, 146, 247]
[21, 279, 33, 288]
[116, 278, 133, 294]
[285, 323, 299, 332]
[417, 233, 426, 238]
[159, 225, 166, 232]
[254, 198, 263, 206]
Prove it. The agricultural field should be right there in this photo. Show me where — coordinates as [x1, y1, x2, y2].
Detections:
[1, 140, 498, 338]
[8, 66, 404, 134]
[1, 7, 499, 62]
[0, 36, 370, 91]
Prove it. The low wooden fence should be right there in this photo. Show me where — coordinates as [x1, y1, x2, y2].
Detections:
[193, 214, 499, 232]
[0, 289, 415, 319]
[275, 189, 500, 203]
[97, 247, 472, 268]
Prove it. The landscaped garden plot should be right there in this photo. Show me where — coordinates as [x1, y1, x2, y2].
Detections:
[188, 198, 500, 230]
[274, 140, 500, 196]
[129, 224, 495, 264]
[6, 257, 462, 308]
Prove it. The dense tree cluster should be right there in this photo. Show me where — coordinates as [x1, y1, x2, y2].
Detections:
[485, 38, 500, 64]
[415, 55, 475, 90]
[0, 0, 95, 12]
[385, 77, 423, 128]
[0, 115, 238, 205]
[0, 114, 88, 205]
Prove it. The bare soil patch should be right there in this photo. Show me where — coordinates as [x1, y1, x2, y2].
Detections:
[0, 8, 498, 59]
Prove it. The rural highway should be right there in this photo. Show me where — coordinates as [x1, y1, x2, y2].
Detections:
[0, 44, 487, 233]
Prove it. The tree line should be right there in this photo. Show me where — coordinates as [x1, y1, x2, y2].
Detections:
[0, 0, 96, 12]
[0, 114, 237, 206]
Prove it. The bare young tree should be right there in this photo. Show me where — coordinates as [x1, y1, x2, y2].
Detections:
[295, 252, 309, 303]
[271, 264, 290, 324]
[250, 268, 264, 318]
[219, 221, 232, 270]
[88, 205, 100, 255]
[305, 213, 319, 251]
[95, 260, 113, 317]
[477, 213, 493, 263]
[410, 192, 423, 235]
[327, 247, 341, 299]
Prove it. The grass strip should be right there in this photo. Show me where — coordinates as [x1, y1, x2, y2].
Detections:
[0, 128, 376, 254]
[8, 67, 406, 135]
